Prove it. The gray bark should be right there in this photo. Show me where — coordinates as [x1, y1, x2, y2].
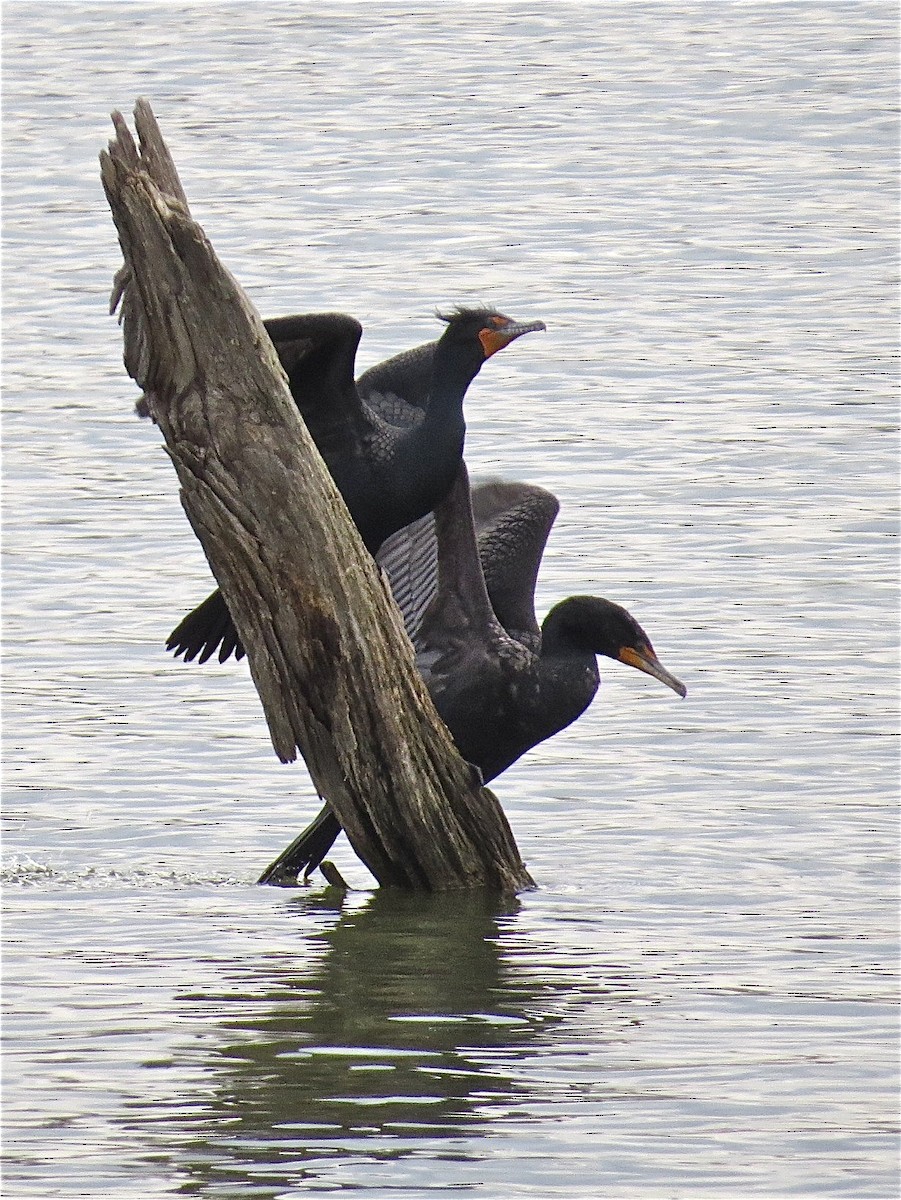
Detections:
[100, 99, 534, 892]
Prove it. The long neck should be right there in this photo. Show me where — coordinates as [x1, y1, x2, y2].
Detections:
[422, 339, 483, 430]
[533, 602, 602, 739]
[398, 344, 476, 495]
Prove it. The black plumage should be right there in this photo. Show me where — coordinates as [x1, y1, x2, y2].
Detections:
[166, 307, 544, 663]
[258, 464, 685, 884]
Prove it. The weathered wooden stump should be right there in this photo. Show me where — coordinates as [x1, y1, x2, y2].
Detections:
[100, 99, 534, 892]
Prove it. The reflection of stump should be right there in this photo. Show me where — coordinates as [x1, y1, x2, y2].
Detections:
[100, 100, 533, 892]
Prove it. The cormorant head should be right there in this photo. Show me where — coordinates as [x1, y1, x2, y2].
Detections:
[545, 595, 687, 697]
[436, 307, 546, 363]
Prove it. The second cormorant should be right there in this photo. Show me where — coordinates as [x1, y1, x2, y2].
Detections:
[258, 464, 685, 884]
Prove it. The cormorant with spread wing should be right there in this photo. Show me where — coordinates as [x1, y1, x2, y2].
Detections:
[166, 307, 545, 663]
[258, 465, 685, 884]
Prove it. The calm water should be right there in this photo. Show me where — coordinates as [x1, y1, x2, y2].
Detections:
[2, 3, 898, 1197]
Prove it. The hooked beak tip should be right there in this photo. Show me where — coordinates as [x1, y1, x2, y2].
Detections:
[619, 645, 686, 698]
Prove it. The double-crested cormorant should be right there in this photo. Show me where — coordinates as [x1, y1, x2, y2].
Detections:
[258, 463, 685, 884]
[166, 307, 545, 663]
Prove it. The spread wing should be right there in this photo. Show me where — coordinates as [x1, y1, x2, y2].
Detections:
[378, 474, 559, 653]
[356, 340, 436, 424]
[376, 512, 438, 647]
[167, 323, 435, 665]
[470, 480, 559, 647]
[263, 312, 364, 452]
[166, 589, 244, 663]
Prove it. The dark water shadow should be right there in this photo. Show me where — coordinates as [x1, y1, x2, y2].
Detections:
[165, 886, 641, 1195]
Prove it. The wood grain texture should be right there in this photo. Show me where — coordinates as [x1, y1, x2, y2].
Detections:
[101, 99, 534, 892]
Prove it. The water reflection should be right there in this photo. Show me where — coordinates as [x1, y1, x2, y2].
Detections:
[170, 888, 625, 1193]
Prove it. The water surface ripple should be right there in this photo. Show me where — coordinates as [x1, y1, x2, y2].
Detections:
[2, 4, 898, 1198]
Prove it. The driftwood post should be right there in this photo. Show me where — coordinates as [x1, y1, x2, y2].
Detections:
[100, 99, 534, 892]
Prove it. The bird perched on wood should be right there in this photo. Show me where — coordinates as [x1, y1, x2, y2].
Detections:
[258, 464, 686, 884]
[165, 306, 545, 663]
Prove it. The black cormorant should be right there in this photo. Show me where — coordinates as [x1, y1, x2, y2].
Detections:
[258, 464, 685, 884]
[166, 307, 545, 663]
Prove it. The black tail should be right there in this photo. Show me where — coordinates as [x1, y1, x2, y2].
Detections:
[257, 805, 343, 885]
[167, 589, 245, 663]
